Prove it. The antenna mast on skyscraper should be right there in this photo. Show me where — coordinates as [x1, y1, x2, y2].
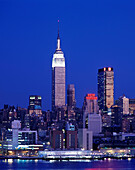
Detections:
[58, 19, 60, 39]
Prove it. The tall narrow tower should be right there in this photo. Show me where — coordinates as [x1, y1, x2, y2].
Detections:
[52, 21, 66, 111]
[67, 84, 76, 108]
[98, 67, 114, 113]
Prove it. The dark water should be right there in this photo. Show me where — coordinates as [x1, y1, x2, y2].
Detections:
[1, 159, 135, 170]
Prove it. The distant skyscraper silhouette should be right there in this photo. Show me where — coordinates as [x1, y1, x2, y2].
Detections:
[98, 67, 114, 113]
[67, 84, 76, 108]
[52, 21, 66, 111]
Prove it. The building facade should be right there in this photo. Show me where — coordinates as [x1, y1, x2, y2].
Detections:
[129, 99, 135, 114]
[12, 120, 37, 149]
[28, 95, 42, 116]
[52, 23, 65, 111]
[83, 94, 98, 114]
[98, 67, 114, 113]
[83, 94, 98, 128]
[88, 113, 102, 135]
[78, 129, 93, 150]
[67, 84, 76, 108]
[111, 105, 123, 132]
[118, 95, 129, 115]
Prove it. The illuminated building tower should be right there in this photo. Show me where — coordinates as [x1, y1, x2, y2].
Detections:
[83, 94, 98, 114]
[98, 67, 114, 113]
[118, 95, 129, 115]
[67, 84, 76, 108]
[67, 84, 76, 121]
[28, 95, 42, 116]
[52, 21, 65, 111]
[83, 94, 98, 128]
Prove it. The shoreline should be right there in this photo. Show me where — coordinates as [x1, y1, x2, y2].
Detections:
[0, 156, 135, 161]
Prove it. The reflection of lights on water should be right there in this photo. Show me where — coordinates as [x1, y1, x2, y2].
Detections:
[17, 159, 30, 163]
[49, 160, 56, 163]
[128, 158, 131, 161]
[8, 159, 13, 164]
[17, 159, 20, 162]
[2, 159, 7, 163]
[35, 159, 38, 163]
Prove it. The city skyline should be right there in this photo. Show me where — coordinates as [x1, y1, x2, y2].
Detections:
[1, 1, 135, 110]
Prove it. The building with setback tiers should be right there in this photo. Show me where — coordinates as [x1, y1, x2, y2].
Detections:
[52, 21, 65, 111]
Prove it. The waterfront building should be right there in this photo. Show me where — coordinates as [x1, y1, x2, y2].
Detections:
[51, 130, 64, 150]
[65, 130, 77, 150]
[98, 67, 114, 113]
[88, 113, 102, 135]
[121, 133, 135, 141]
[51, 126, 77, 150]
[12, 120, 37, 149]
[28, 95, 42, 116]
[52, 21, 66, 111]
[78, 128, 93, 150]
[12, 120, 21, 149]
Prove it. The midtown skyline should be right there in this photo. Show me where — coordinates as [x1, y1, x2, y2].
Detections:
[1, 1, 135, 110]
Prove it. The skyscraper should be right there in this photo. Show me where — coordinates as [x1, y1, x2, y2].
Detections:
[83, 94, 98, 114]
[98, 67, 114, 113]
[118, 95, 129, 115]
[67, 84, 76, 108]
[28, 95, 42, 116]
[83, 93, 98, 128]
[52, 21, 66, 111]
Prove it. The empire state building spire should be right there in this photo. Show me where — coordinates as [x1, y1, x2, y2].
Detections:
[56, 20, 61, 51]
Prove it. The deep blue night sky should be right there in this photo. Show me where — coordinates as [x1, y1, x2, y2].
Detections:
[0, 0, 135, 110]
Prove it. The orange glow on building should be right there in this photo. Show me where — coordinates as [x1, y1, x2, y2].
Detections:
[108, 67, 111, 71]
[86, 94, 98, 100]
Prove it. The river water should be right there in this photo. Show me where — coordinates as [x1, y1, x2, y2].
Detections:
[1, 159, 135, 169]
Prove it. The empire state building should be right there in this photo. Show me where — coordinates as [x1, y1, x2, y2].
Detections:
[52, 22, 65, 111]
